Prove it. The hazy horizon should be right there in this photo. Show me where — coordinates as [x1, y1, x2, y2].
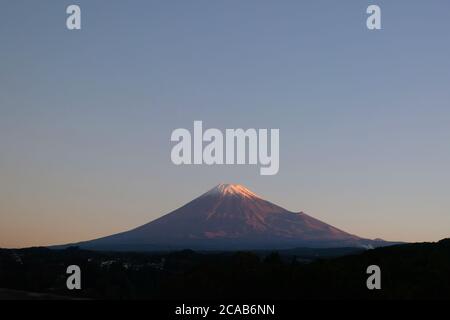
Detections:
[1, 0, 450, 248]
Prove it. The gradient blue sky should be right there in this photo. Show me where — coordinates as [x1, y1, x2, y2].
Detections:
[1, 0, 450, 247]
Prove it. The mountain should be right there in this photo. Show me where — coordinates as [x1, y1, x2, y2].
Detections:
[57, 184, 394, 251]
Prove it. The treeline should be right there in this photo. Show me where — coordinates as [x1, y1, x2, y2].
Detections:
[0, 240, 449, 299]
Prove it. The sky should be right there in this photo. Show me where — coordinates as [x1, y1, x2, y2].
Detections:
[1, 0, 450, 248]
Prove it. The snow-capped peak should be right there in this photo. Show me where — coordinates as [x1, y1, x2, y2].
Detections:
[203, 183, 261, 199]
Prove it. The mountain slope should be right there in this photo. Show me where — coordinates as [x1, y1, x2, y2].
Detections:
[59, 184, 391, 251]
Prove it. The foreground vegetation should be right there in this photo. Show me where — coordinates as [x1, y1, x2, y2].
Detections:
[1, 240, 449, 299]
